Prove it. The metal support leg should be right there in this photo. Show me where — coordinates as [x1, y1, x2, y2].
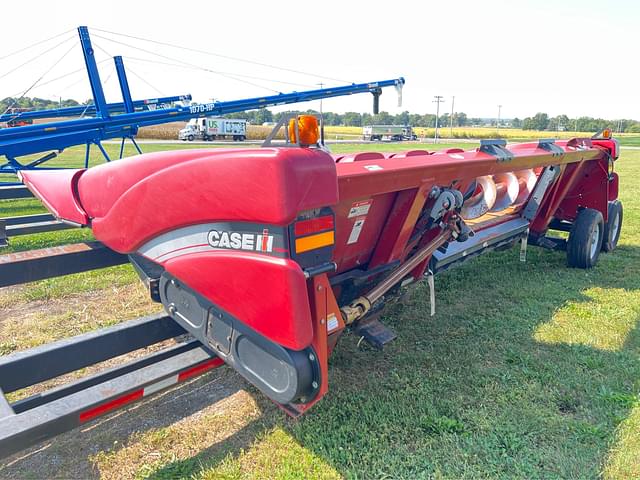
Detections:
[0, 220, 7, 248]
[129, 135, 143, 154]
[84, 142, 91, 168]
[0, 389, 14, 419]
[25, 151, 57, 168]
[426, 269, 435, 316]
[119, 137, 126, 159]
[95, 141, 111, 162]
[520, 228, 529, 262]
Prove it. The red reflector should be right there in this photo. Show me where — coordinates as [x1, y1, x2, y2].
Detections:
[177, 357, 224, 382]
[79, 389, 143, 423]
[294, 216, 334, 237]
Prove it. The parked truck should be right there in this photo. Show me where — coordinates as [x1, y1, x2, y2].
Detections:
[363, 124, 417, 141]
[179, 117, 247, 141]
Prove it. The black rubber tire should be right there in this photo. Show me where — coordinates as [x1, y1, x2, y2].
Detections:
[567, 208, 604, 268]
[602, 200, 623, 252]
[187, 135, 194, 142]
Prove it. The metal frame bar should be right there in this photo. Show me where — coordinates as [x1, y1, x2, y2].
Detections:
[0, 185, 33, 200]
[0, 313, 184, 393]
[0, 241, 128, 287]
[78, 26, 109, 119]
[0, 338, 219, 460]
[0, 95, 191, 123]
[0, 213, 72, 242]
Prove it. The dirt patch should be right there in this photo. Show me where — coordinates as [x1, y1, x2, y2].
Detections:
[0, 283, 158, 354]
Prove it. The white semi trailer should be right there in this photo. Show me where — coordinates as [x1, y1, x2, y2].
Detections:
[179, 118, 247, 141]
[362, 125, 417, 141]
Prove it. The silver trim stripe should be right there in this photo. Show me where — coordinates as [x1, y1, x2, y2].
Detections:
[138, 222, 287, 262]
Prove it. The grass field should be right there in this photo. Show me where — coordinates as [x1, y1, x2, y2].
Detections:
[1, 142, 639, 479]
[126, 122, 640, 146]
[321, 125, 640, 146]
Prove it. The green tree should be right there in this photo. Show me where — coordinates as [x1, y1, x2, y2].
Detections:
[393, 111, 410, 125]
[372, 111, 393, 124]
[342, 112, 362, 127]
[522, 113, 549, 130]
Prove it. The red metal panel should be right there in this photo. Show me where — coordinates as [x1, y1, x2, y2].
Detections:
[164, 251, 313, 351]
[332, 192, 397, 272]
[553, 159, 610, 223]
[19, 169, 88, 225]
[81, 148, 338, 252]
[287, 273, 343, 415]
[368, 183, 431, 268]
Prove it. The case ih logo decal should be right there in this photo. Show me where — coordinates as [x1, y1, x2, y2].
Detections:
[138, 223, 287, 262]
[207, 229, 274, 253]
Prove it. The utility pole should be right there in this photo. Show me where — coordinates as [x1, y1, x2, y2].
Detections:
[449, 95, 455, 138]
[317, 82, 324, 141]
[316, 82, 324, 116]
[497, 104, 502, 134]
[433, 95, 445, 144]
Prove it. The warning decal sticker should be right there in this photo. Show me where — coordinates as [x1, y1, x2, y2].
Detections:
[327, 313, 339, 332]
[347, 218, 366, 245]
[348, 200, 373, 218]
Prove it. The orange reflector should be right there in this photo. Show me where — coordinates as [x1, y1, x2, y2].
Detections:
[294, 215, 334, 237]
[295, 230, 334, 253]
[602, 128, 612, 139]
[288, 115, 319, 145]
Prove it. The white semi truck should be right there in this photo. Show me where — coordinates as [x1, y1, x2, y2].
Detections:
[179, 118, 247, 141]
[362, 125, 417, 141]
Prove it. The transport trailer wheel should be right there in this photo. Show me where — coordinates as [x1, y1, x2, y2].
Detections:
[567, 208, 604, 268]
[602, 200, 623, 252]
[187, 134, 194, 141]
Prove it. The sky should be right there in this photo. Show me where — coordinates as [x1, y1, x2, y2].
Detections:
[1, 0, 638, 120]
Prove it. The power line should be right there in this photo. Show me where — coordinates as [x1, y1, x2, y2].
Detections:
[32, 58, 111, 92]
[90, 27, 351, 84]
[0, 34, 76, 82]
[123, 56, 315, 89]
[0, 29, 75, 62]
[125, 66, 166, 97]
[92, 35, 281, 94]
[3, 42, 78, 116]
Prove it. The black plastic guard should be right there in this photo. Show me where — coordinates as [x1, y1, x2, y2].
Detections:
[159, 273, 320, 405]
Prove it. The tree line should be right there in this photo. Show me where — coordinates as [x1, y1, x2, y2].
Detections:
[2, 96, 639, 133]
[0, 96, 80, 112]
[226, 109, 640, 133]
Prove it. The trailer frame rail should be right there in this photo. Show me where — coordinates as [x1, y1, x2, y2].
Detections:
[0, 313, 221, 460]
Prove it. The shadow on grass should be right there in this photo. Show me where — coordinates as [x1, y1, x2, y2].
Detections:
[145, 247, 640, 478]
[3, 246, 638, 479]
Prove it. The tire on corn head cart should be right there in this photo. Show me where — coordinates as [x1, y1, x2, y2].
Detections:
[567, 208, 604, 269]
[602, 200, 623, 253]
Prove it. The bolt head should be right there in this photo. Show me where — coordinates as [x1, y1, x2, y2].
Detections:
[312, 381, 319, 389]
[309, 353, 315, 361]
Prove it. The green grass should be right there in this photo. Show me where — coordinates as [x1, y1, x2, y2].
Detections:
[619, 137, 640, 147]
[1, 143, 639, 479]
